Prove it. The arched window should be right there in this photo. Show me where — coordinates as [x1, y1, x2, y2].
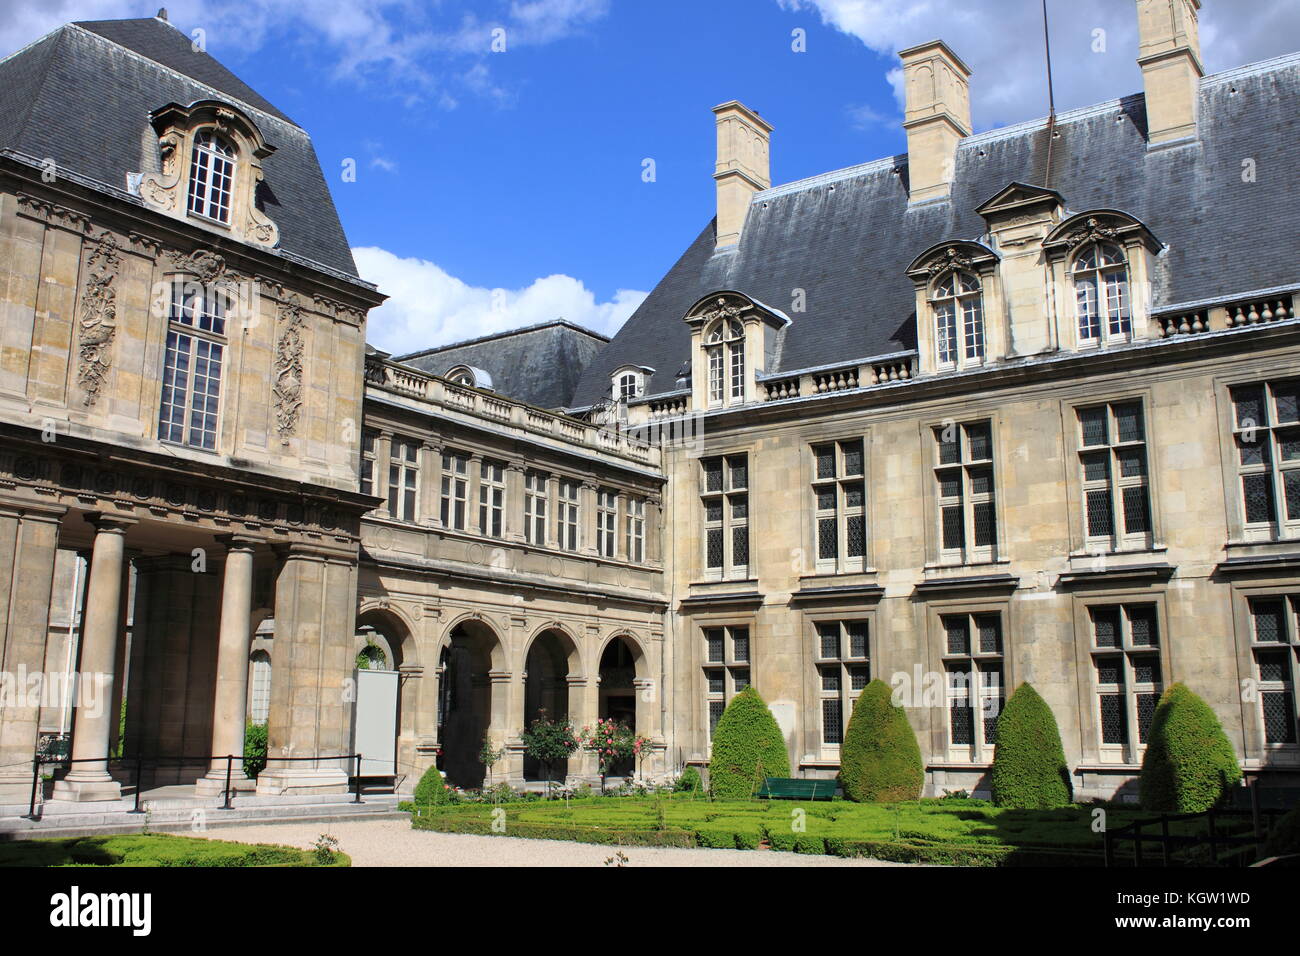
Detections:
[187, 130, 236, 223]
[249, 651, 271, 725]
[931, 270, 984, 368]
[1074, 241, 1130, 343]
[705, 319, 745, 406]
[446, 367, 475, 387]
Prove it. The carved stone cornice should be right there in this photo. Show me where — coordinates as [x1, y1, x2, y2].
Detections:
[16, 192, 91, 232]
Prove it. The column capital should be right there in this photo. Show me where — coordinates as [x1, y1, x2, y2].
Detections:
[85, 511, 137, 534]
[505, 462, 526, 474]
[216, 533, 263, 553]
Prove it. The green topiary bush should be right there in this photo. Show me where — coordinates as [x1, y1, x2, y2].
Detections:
[413, 763, 450, 807]
[1139, 683, 1242, 812]
[708, 686, 790, 799]
[838, 680, 924, 803]
[243, 722, 268, 779]
[675, 766, 703, 793]
[990, 683, 1072, 809]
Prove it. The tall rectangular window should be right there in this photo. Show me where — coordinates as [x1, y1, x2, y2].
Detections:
[158, 282, 225, 450]
[558, 479, 580, 552]
[1249, 597, 1300, 745]
[1231, 381, 1300, 538]
[359, 430, 377, 497]
[814, 621, 870, 746]
[478, 459, 505, 538]
[596, 489, 618, 558]
[387, 438, 420, 522]
[701, 455, 748, 575]
[1077, 401, 1151, 550]
[625, 496, 646, 563]
[439, 450, 469, 530]
[524, 471, 548, 545]
[811, 439, 866, 570]
[942, 612, 1004, 758]
[934, 421, 997, 563]
[703, 625, 751, 740]
[1090, 604, 1162, 754]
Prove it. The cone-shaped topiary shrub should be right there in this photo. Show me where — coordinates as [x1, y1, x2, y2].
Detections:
[709, 686, 790, 799]
[990, 682, 1072, 809]
[1139, 683, 1242, 812]
[838, 679, 924, 802]
[413, 763, 449, 807]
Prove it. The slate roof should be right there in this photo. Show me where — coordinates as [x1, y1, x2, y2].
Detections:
[0, 17, 361, 279]
[570, 53, 1300, 409]
[398, 320, 610, 410]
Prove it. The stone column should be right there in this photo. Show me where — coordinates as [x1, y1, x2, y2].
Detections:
[568, 675, 598, 780]
[505, 463, 526, 544]
[374, 432, 393, 516]
[420, 440, 443, 528]
[53, 513, 134, 802]
[615, 494, 629, 561]
[196, 535, 259, 796]
[646, 495, 663, 564]
[580, 481, 598, 556]
[0, 501, 65, 804]
[467, 453, 484, 535]
[545, 475, 560, 549]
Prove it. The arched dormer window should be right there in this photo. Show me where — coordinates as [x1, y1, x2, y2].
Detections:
[930, 270, 985, 368]
[1073, 241, 1130, 343]
[188, 130, 236, 223]
[446, 366, 475, 387]
[705, 319, 745, 406]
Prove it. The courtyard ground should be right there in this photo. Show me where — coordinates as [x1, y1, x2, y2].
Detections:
[198, 818, 911, 867]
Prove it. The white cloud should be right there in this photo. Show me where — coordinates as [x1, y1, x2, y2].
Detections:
[0, 0, 612, 109]
[352, 246, 647, 355]
[778, 0, 1300, 130]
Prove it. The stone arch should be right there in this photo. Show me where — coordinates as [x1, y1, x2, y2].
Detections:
[521, 624, 582, 783]
[436, 613, 508, 788]
[355, 603, 418, 671]
[596, 631, 653, 777]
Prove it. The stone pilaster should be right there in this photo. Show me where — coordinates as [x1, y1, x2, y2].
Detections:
[0, 501, 65, 805]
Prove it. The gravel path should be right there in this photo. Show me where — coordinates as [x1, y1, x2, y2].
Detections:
[199, 818, 912, 867]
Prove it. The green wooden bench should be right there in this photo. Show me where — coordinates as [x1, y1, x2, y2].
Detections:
[757, 777, 836, 801]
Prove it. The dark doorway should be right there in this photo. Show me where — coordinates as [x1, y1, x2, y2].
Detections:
[437, 621, 498, 789]
[598, 637, 638, 778]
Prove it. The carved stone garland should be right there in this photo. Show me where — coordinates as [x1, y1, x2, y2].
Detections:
[1063, 217, 1121, 250]
[273, 296, 306, 442]
[77, 230, 124, 406]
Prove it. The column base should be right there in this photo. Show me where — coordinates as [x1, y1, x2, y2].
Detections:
[51, 771, 122, 803]
[194, 770, 257, 797]
[255, 767, 349, 797]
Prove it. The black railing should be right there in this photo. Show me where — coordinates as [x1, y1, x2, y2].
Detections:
[26, 751, 364, 820]
[1103, 806, 1288, 867]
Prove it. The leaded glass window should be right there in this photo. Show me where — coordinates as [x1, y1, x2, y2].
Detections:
[704, 625, 752, 742]
[1089, 604, 1162, 754]
[933, 420, 997, 564]
[941, 612, 1003, 758]
[1232, 381, 1300, 539]
[1250, 596, 1300, 745]
[814, 620, 870, 747]
[931, 270, 985, 368]
[1078, 401, 1151, 550]
[701, 454, 748, 576]
[1074, 241, 1130, 344]
[811, 438, 867, 571]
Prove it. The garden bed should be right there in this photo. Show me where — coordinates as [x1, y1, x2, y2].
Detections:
[0, 833, 351, 868]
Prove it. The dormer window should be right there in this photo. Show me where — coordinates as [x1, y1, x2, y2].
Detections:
[610, 366, 651, 403]
[931, 270, 985, 369]
[188, 130, 236, 223]
[618, 372, 639, 402]
[1074, 241, 1131, 344]
[706, 319, 745, 406]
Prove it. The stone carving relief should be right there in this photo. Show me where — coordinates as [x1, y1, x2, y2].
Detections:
[273, 295, 306, 441]
[76, 230, 124, 406]
[1063, 217, 1121, 249]
[924, 246, 976, 277]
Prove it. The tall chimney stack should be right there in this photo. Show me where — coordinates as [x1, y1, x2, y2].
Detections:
[712, 101, 772, 249]
[1136, 0, 1204, 145]
[899, 40, 972, 204]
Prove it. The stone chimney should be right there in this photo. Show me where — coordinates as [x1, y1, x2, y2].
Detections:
[899, 40, 972, 204]
[1136, 0, 1204, 145]
[712, 101, 772, 249]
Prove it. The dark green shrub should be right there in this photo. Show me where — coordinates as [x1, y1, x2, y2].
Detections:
[708, 686, 790, 799]
[674, 766, 702, 793]
[990, 683, 1072, 809]
[413, 763, 450, 807]
[838, 680, 923, 803]
[243, 722, 268, 779]
[1139, 683, 1242, 812]
[1261, 805, 1300, 859]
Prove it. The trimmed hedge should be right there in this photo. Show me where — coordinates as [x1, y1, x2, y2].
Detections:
[1139, 683, 1242, 812]
[838, 680, 924, 802]
[0, 834, 348, 868]
[413, 763, 450, 807]
[991, 683, 1072, 809]
[708, 686, 790, 800]
[674, 766, 703, 793]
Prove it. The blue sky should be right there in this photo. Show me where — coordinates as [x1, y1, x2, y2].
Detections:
[5, 0, 1298, 352]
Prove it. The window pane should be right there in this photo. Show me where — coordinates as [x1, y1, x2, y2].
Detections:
[841, 441, 864, 476]
[732, 525, 749, 566]
[822, 699, 843, 744]
[728, 456, 748, 490]
[703, 459, 722, 492]
[1117, 448, 1146, 478]
[815, 445, 836, 480]
[706, 669, 724, 694]
[846, 514, 866, 558]
[950, 702, 973, 745]
[937, 428, 961, 464]
[1132, 655, 1159, 684]
[1256, 650, 1289, 682]
[1121, 485, 1150, 534]
[820, 666, 840, 692]
[1086, 489, 1114, 537]
[731, 628, 749, 662]
[732, 668, 749, 692]
[847, 622, 868, 659]
[706, 528, 723, 568]
[818, 517, 838, 560]
[944, 617, 969, 655]
[1136, 692, 1160, 744]
[1243, 473, 1277, 524]
[844, 482, 865, 509]
[1100, 694, 1127, 745]
[1080, 407, 1108, 447]
[976, 615, 1001, 654]
[708, 700, 725, 736]
[938, 469, 962, 499]
[816, 486, 837, 511]
[1128, 606, 1158, 647]
[705, 629, 724, 663]
[1082, 451, 1110, 483]
[1285, 471, 1300, 521]
[942, 505, 965, 550]
[966, 423, 991, 460]
[1251, 600, 1285, 642]
[973, 501, 996, 548]
[1095, 656, 1123, 685]
[1115, 403, 1144, 443]
[1092, 607, 1120, 648]
[1274, 383, 1300, 424]
[848, 666, 870, 692]
[817, 623, 839, 659]
[1233, 386, 1266, 429]
[1262, 691, 1296, 744]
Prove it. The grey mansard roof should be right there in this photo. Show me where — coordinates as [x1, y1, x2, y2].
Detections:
[0, 17, 361, 279]
[570, 53, 1300, 409]
[398, 320, 610, 411]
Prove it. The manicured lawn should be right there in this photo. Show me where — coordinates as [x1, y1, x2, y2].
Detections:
[410, 796, 1249, 866]
[0, 833, 350, 867]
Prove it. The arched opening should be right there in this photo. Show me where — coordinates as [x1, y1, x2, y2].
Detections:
[598, 636, 642, 778]
[437, 619, 502, 789]
[248, 650, 271, 726]
[353, 609, 410, 783]
[523, 629, 574, 783]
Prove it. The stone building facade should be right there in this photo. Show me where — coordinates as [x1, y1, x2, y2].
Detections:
[1, 2, 1298, 805]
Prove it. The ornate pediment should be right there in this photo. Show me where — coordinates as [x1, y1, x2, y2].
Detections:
[905, 240, 998, 282]
[1042, 209, 1161, 256]
[975, 181, 1065, 221]
[682, 290, 791, 330]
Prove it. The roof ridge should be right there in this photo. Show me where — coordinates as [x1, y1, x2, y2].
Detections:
[65, 22, 304, 132]
[395, 318, 610, 360]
